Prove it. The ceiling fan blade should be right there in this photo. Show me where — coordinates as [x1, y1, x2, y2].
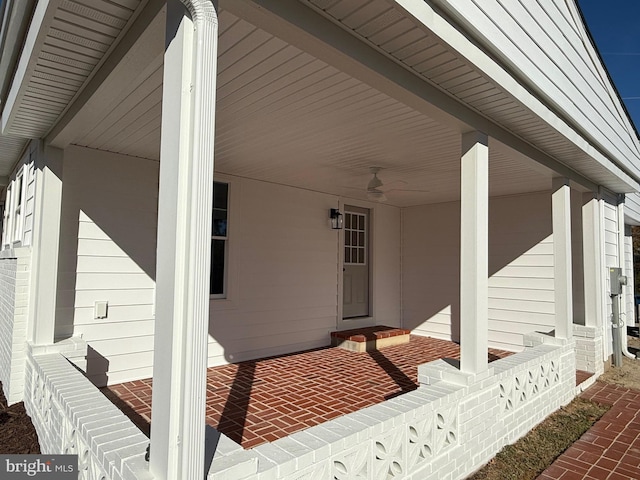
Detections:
[378, 180, 407, 192]
[367, 188, 387, 202]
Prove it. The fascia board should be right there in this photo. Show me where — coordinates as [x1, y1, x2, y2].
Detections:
[395, 0, 639, 189]
[1, 0, 61, 136]
[0, 0, 37, 105]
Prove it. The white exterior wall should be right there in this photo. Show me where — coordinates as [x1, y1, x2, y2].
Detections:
[56, 146, 158, 386]
[209, 175, 401, 365]
[403, 192, 555, 351]
[0, 247, 30, 404]
[54, 154, 401, 383]
[624, 192, 640, 225]
[624, 229, 635, 326]
[436, 0, 640, 179]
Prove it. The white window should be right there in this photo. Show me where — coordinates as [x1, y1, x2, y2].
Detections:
[210, 181, 228, 298]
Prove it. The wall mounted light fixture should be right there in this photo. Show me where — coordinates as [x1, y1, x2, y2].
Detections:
[329, 208, 343, 230]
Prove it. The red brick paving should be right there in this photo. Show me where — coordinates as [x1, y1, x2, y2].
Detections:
[576, 370, 594, 386]
[102, 335, 510, 448]
[537, 382, 640, 480]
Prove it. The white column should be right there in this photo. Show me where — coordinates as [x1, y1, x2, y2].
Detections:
[460, 131, 489, 374]
[28, 144, 63, 345]
[552, 177, 573, 338]
[582, 192, 603, 329]
[149, 0, 218, 479]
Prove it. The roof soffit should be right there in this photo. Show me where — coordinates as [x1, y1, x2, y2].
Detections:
[298, 0, 639, 192]
[1, 0, 148, 140]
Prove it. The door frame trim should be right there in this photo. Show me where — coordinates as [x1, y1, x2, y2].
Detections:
[337, 198, 376, 330]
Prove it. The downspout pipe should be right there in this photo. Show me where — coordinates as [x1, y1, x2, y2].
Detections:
[616, 197, 637, 360]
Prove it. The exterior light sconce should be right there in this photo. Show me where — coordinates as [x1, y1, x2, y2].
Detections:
[330, 208, 343, 230]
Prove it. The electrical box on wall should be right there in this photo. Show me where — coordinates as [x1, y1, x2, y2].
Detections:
[94, 301, 108, 319]
[609, 267, 627, 296]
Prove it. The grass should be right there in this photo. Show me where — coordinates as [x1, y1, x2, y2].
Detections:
[469, 397, 609, 480]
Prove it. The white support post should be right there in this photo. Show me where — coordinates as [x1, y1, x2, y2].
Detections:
[28, 144, 63, 345]
[582, 192, 603, 329]
[460, 131, 489, 374]
[553, 177, 573, 339]
[149, 1, 218, 479]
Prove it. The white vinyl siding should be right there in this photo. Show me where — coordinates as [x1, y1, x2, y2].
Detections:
[403, 192, 555, 351]
[56, 158, 401, 382]
[624, 231, 635, 326]
[624, 192, 640, 225]
[56, 146, 158, 386]
[437, 0, 640, 178]
[208, 176, 401, 365]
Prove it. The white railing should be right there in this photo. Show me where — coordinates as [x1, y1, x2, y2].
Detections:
[24, 340, 152, 480]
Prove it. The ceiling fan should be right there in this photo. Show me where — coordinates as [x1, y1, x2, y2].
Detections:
[366, 167, 389, 202]
[364, 167, 429, 202]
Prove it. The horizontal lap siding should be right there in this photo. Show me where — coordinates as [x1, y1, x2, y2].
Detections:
[57, 146, 158, 386]
[403, 192, 554, 350]
[209, 177, 400, 365]
[625, 193, 640, 225]
[625, 234, 635, 326]
[439, 0, 640, 176]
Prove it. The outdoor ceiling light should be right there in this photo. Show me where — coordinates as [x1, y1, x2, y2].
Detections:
[330, 208, 343, 230]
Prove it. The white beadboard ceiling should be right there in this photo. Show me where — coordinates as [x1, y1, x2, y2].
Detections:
[69, 8, 553, 207]
[14, 0, 629, 204]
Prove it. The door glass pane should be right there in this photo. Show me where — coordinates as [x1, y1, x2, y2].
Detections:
[345, 247, 351, 263]
[358, 248, 365, 264]
[358, 231, 364, 246]
[358, 215, 365, 230]
[352, 231, 358, 246]
[345, 213, 351, 229]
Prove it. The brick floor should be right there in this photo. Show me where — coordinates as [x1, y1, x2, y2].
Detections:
[102, 335, 510, 448]
[537, 382, 640, 480]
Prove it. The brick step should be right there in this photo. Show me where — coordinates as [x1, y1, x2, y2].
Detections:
[330, 326, 410, 352]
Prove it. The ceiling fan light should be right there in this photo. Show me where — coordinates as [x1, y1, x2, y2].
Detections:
[367, 189, 387, 202]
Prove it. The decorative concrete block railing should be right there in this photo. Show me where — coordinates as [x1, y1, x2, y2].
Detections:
[0, 247, 31, 404]
[24, 339, 152, 480]
[573, 324, 604, 376]
[209, 333, 576, 480]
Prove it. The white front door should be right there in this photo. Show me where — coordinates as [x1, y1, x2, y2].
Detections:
[343, 206, 370, 318]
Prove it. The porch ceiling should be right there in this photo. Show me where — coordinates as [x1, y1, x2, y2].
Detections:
[0, 0, 634, 195]
[67, 8, 554, 207]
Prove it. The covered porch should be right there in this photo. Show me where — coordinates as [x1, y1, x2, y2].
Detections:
[102, 335, 512, 449]
[0, 0, 637, 479]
